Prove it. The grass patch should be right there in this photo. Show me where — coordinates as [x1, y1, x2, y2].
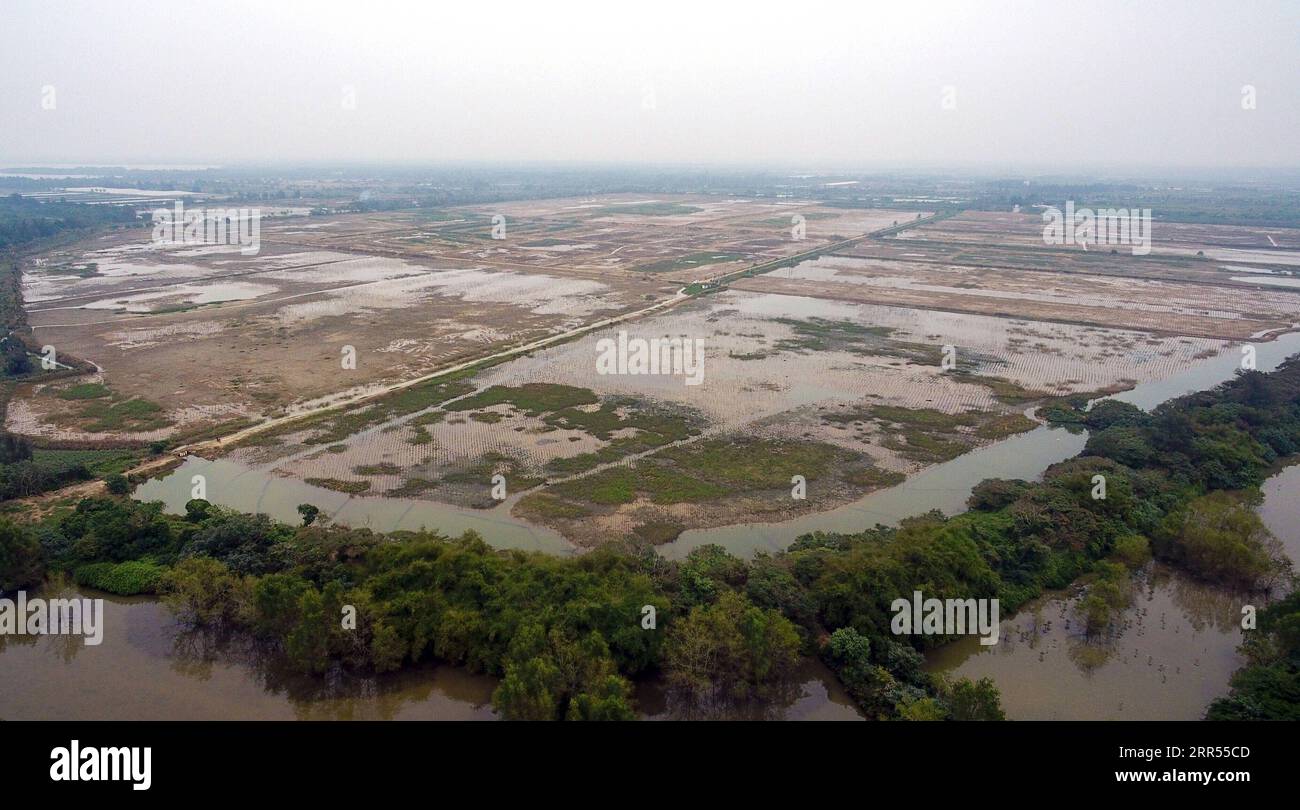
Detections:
[552, 437, 850, 508]
[445, 383, 598, 416]
[974, 412, 1037, 440]
[632, 520, 685, 544]
[30, 448, 138, 478]
[660, 438, 842, 490]
[866, 406, 978, 429]
[953, 373, 1045, 405]
[553, 466, 638, 505]
[293, 375, 477, 446]
[541, 400, 701, 475]
[172, 417, 259, 445]
[774, 318, 895, 353]
[57, 382, 111, 400]
[634, 464, 728, 504]
[843, 466, 906, 489]
[305, 478, 371, 494]
[46, 380, 172, 433]
[353, 463, 402, 476]
[515, 492, 592, 520]
[592, 203, 702, 216]
[439, 452, 545, 493]
[883, 430, 968, 463]
[387, 477, 439, 498]
[73, 396, 171, 433]
[635, 252, 744, 274]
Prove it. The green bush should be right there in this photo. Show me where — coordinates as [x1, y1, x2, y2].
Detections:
[73, 560, 165, 595]
[0, 518, 43, 590]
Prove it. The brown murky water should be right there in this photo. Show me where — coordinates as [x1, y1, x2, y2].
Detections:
[924, 567, 1250, 720]
[925, 464, 1300, 720]
[0, 588, 862, 721]
[636, 659, 863, 721]
[0, 592, 498, 720]
[1257, 463, 1300, 561]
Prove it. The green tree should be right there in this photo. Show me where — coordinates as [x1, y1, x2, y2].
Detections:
[567, 675, 636, 721]
[494, 656, 560, 720]
[161, 557, 250, 626]
[0, 518, 43, 590]
[104, 473, 131, 495]
[285, 588, 331, 674]
[297, 503, 320, 526]
[946, 677, 1006, 721]
[1155, 491, 1283, 587]
[663, 591, 800, 703]
[1084, 426, 1153, 468]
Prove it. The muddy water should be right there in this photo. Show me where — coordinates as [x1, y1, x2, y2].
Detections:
[636, 659, 863, 721]
[0, 590, 498, 720]
[1257, 464, 1300, 559]
[924, 463, 1300, 721]
[923, 567, 1250, 720]
[0, 587, 861, 721]
[134, 457, 572, 555]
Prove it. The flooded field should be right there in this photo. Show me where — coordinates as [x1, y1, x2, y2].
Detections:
[198, 281, 1256, 546]
[11, 196, 929, 446]
[12, 225, 674, 442]
[17, 198, 1300, 550]
[740, 254, 1298, 339]
[898, 210, 1300, 254]
[134, 333, 1300, 561]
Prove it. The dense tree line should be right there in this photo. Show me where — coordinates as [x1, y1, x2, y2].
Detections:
[1, 194, 139, 379]
[0, 194, 138, 251]
[2, 361, 1299, 719]
[0, 434, 95, 500]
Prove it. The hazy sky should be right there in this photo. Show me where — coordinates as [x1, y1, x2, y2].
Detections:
[2, 0, 1296, 170]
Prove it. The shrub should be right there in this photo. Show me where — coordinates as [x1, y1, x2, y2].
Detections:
[73, 560, 165, 595]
